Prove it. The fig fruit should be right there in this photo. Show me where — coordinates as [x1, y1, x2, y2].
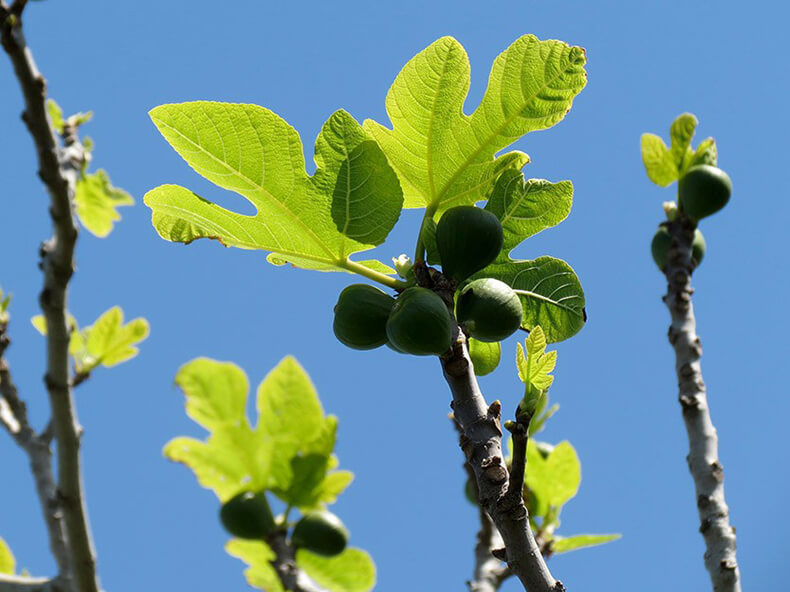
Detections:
[651, 226, 705, 270]
[291, 510, 349, 557]
[386, 287, 452, 356]
[436, 206, 503, 281]
[333, 284, 395, 350]
[456, 278, 523, 342]
[678, 165, 732, 221]
[219, 491, 276, 540]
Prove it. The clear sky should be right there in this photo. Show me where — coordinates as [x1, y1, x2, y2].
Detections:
[1, 0, 786, 590]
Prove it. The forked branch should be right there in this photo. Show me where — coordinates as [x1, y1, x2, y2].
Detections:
[662, 218, 740, 592]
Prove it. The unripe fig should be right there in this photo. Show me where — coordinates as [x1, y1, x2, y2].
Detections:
[468, 338, 501, 376]
[219, 491, 276, 540]
[678, 165, 732, 221]
[456, 278, 523, 342]
[333, 284, 395, 350]
[291, 510, 349, 557]
[651, 226, 705, 270]
[386, 287, 452, 356]
[436, 206, 503, 281]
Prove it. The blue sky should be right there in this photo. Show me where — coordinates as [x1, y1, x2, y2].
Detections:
[1, 0, 786, 590]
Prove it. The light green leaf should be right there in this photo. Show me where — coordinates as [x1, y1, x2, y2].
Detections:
[225, 539, 284, 592]
[480, 257, 585, 343]
[525, 440, 581, 508]
[420, 218, 442, 266]
[0, 289, 10, 324]
[257, 356, 325, 444]
[640, 133, 677, 187]
[468, 338, 500, 376]
[0, 537, 15, 575]
[516, 326, 556, 390]
[485, 170, 573, 254]
[551, 533, 621, 554]
[296, 548, 376, 592]
[174, 358, 248, 431]
[83, 306, 149, 370]
[669, 112, 698, 168]
[687, 137, 717, 169]
[317, 470, 354, 505]
[365, 35, 586, 211]
[47, 99, 64, 134]
[145, 104, 403, 275]
[75, 170, 134, 238]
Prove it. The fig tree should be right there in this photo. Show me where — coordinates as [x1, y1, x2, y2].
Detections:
[456, 278, 523, 342]
[651, 226, 705, 270]
[219, 491, 276, 540]
[436, 206, 503, 282]
[386, 287, 452, 356]
[333, 284, 396, 350]
[678, 164, 732, 221]
[291, 510, 349, 557]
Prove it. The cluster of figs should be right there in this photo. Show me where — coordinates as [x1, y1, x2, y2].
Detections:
[220, 491, 349, 557]
[334, 205, 523, 356]
[651, 164, 732, 270]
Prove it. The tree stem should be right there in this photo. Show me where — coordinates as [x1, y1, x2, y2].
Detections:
[662, 218, 741, 592]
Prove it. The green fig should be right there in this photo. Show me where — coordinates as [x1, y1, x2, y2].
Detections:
[651, 226, 705, 270]
[333, 284, 396, 350]
[219, 491, 276, 540]
[456, 278, 523, 342]
[436, 206, 503, 281]
[291, 511, 349, 557]
[386, 287, 452, 356]
[678, 165, 732, 221]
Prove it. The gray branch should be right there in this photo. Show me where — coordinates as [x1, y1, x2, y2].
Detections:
[268, 532, 328, 592]
[662, 219, 741, 592]
[0, 575, 60, 592]
[0, 325, 71, 584]
[1, 8, 100, 592]
[442, 334, 563, 592]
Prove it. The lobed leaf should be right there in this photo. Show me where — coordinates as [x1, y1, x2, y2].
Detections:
[296, 548, 376, 592]
[225, 539, 284, 592]
[640, 133, 677, 187]
[669, 112, 698, 168]
[145, 103, 402, 274]
[516, 326, 557, 390]
[551, 533, 621, 554]
[365, 34, 586, 212]
[75, 170, 134, 238]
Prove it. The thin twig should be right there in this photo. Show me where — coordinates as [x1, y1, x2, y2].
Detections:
[267, 531, 328, 592]
[0, 325, 71, 583]
[662, 217, 740, 592]
[442, 333, 563, 592]
[1, 11, 100, 592]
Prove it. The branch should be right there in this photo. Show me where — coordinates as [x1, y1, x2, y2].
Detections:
[1, 12, 100, 592]
[268, 532, 328, 592]
[0, 575, 59, 592]
[662, 218, 741, 592]
[0, 325, 71, 582]
[442, 334, 563, 592]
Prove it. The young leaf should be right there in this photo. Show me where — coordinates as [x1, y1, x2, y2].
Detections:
[0, 289, 10, 324]
[516, 326, 557, 390]
[225, 539, 284, 592]
[47, 99, 64, 134]
[669, 112, 698, 168]
[296, 548, 376, 592]
[551, 533, 621, 554]
[75, 170, 134, 238]
[640, 133, 677, 187]
[365, 35, 586, 212]
[525, 440, 581, 509]
[687, 137, 717, 169]
[145, 104, 403, 277]
[30, 313, 86, 361]
[0, 537, 15, 575]
[174, 358, 249, 431]
[82, 306, 149, 369]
